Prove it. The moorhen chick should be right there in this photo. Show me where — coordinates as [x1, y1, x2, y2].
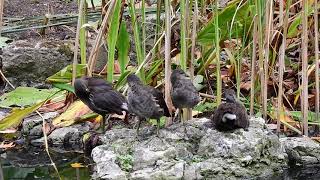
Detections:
[74, 76, 128, 133]
[211, 89, 249, 131]
[170, 68, 200, 121]
[127, 74, 170, 136]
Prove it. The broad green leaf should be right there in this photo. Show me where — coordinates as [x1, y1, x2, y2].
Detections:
[287, 2, 318, 38]
[107, 0, 122, 82]
[53, 83, 75, 93]
[197, 0, 254, 45]
[0, 101, 44, 130]
[0, 87, 63, 108]
[46, 64, 87, 83]
[115, 70, 131, 91]
[145, 59, 163, 84]
[116, 23, 130, 74]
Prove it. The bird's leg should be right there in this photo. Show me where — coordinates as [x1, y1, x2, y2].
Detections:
[186, 108, 192, 121]
[156, 118, 160, 137]
[105, 114, 112, 130]
[173, 108, 179, 121]
[136, 117, 142, 136]
[100, 115, 106, 133]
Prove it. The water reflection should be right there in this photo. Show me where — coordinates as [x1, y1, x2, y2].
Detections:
[0, 147, 92, 180]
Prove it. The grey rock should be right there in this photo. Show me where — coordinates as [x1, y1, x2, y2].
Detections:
[22, 112, 59, 135]
[92, 117, 291, 179]
[92, 146, 127, 180]
[280, 137, 320, 166]
[1, 40, 72, 88]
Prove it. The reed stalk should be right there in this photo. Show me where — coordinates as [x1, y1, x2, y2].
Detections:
[314, 0, 320, 131]
[214, 0, 221, 105]
[79, 1, 87, 64]
[164, 0, 173, 126]
[301, 0, 309, 136]
[72, 0, 86, 85]
[129, 0, 145, 82]
[250, 15, 258, 116]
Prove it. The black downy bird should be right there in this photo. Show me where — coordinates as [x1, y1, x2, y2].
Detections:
[127, 74, 170, 136]
[170, 69, 201, 121]
[74, 76, 128, 133]
[212, 89, 249, 131]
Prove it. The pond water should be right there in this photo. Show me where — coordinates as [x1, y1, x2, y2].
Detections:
[1, 147, 320, 180]
[0, 147, 92, 180]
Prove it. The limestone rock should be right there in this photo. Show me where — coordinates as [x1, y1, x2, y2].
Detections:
[280, 137, 320, 166]
[92, 117, 289, 179]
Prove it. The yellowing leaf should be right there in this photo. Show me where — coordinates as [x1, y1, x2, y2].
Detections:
[71, 162, 85, 168]
[0, 101, 45, 131]
[52, 101, 93, 127]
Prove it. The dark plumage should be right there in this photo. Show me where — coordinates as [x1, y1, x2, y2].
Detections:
[74, 76, 128, 132]
[212, 89, 249, 131]
[127, 74, 170, 136]
[170, 69, 200, 120]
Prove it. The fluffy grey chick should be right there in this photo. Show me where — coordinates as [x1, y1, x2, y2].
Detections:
[170, 69, 200, 120]
[212, 89, 249, 131]
[127, 74, 170, 136]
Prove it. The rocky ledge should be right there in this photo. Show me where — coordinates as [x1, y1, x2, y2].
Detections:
[91, 117, 288, 179]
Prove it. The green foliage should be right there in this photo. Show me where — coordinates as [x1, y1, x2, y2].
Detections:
[0, 101, 44, 130]
[46, 64, 87, 83]
[149, 116, 166, 127]
[52, 83, 75, 93]
[114, 70, 131, 91]
[197, 0, 254, 45]
[107, 0, 122, 82]
[194, 102, 216, 113]
[116, 154, 133, 172]
[289, 111, 320, 123]
[116, 23, 130, 74]
[0, 87, 62, 108]
[145, 59, 163, 84]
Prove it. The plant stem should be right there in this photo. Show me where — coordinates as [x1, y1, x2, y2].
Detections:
[214, 0, 221, 105]
[314, 0, 320, 132]
[164, 0, 173, 126]
[301, 0, 309, 136]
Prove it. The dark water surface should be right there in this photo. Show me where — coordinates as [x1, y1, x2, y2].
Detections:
[0, 147, 92, 180]
[1, 147, 320, 180]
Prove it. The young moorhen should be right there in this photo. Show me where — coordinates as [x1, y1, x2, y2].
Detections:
[170, 68, 200, 121]
[74, 76, 128, 133]
[127, 74, 170, 136]
[212, 89, 249, 131]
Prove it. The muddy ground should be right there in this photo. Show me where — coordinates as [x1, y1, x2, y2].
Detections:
[3, 0, 79, 40]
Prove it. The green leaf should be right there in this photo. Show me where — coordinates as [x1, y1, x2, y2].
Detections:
[107, 0, 122, 82]
[116, 22, 130, 74]
[46, 64, 87, 83]
[53, 83, 75, 93]
[194, 102, 216, 113]
[197, 0, 254, 45]
[0, 87, 63, 108]
[145, 59, 163, 84]
[115, 70, 131, 91]
[0, 101, 44, 130]
[289, 111, 320, 123]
